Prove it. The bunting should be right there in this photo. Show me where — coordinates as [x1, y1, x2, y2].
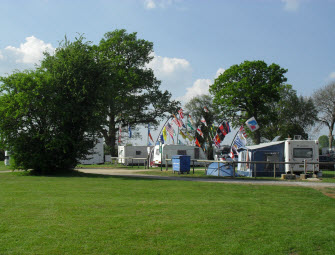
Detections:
[195, 138, 201, 148]
[200, 116, 207, 126]
[178, 108, 184, 119]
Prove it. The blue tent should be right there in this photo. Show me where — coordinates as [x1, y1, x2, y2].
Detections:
[237, 141, 285, 177]
[207, 162, 235, 177]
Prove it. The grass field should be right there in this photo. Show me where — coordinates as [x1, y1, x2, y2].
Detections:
[0, 171, 334, 254]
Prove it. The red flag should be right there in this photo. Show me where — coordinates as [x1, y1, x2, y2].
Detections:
[197, 128, 204, 138]
[195, 138, 201, 148]
[173, 114, 182, 128]
[219, 124, 227, 136]
[204, 106, 209, 112]
[200, 116, 207, 126]
[240, 125, 247, 138]
[178, 108, 184, 119]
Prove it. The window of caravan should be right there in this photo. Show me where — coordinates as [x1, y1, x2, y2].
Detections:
[177, 150, 187, 155]
[136, 151, 141, 155]
[293, 148, 313, 158]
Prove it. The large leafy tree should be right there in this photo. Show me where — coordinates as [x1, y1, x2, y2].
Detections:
[312, 81, 335, 148]
[0, 37, 105, 173]
[97, 30, 179, 155]
[262, 85, 317, 140]
[210, 60, 287, 144]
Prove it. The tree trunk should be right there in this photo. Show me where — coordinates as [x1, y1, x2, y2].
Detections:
[254, 129, 261, 145]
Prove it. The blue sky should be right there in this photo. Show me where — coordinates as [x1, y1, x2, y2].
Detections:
[0, 0, 334, 144]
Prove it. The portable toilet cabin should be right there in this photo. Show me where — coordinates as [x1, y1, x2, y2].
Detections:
[237, 141, 285, 177]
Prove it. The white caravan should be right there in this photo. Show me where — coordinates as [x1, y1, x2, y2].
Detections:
[79, 137, 104, 165]
[118, 146, 151, 165]
[284, 139, 319, 174]
[152, 144, 206, 166]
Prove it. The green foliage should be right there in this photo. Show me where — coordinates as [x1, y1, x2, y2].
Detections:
[210, 60, 287, 144]
[0, 36, 104, 173]
[261, 84, 317, 140]
[97, 29, 180, 155]
[318, 135, 335, 148]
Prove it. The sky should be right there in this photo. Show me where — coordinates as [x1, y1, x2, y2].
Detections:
[0, 0, 334, 145]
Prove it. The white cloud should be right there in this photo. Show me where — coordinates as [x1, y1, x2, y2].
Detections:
[144, 0, 156, 9]
[5, 36, 54, 64]
[215, 67, 225, 78]
[143, 0, 180, 9]
[282, 0, 301, 12]
[0, 50, 4, 60]
[329, 72, 335, 80]
[178, 79, 212, 103]
[147, 53, 190, 75]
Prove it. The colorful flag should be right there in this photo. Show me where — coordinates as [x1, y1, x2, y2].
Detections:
[204, 106, 209, 113]
[200, 116, 207, 126]
[148, 124, 154, 142]
[197, 128, 204, 138]
[245, 117, 259, 132]
[162, 126, 167, 141]
[165, 123, 174, 138]
[188, 114, 194, 125]
[179, 130, 187, 139]
[213, 134, 220, 148]
[195, 138, 201, 148]
[128, 124, 132, 138]
[187, 119, 195, 131]
[173, 114, 182, 128]
[160, 134, 164, 144]
[178, 108, 184, 119]
[225, 121, 231, 133]
[239, 125, 247, 138]
[219, 124, 227, 136]
[186, 131, 193, 142]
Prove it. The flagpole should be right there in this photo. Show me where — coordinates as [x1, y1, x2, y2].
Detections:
[154, 116, 173, 146]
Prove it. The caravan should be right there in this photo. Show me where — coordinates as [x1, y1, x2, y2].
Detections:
[237, 139, 320, 177]
[152, 144, 206, 166]
[118, 146, 151, 165]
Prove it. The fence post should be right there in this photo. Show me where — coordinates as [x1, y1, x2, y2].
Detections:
[254, 163, 257, 178]
[193, 160, 195, 174]
[218, 161, 220, 177]
[274, 163, 276, 178]
[132, 158, 134, 168]
[304, 159, 306, 174]
[166, 155, 168, 171]
[233, 161, 235, 178]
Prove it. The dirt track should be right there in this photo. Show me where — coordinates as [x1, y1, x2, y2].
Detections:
[77, 168, 335, 189]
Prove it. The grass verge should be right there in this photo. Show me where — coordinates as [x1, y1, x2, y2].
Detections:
[0, 171, 334, 254]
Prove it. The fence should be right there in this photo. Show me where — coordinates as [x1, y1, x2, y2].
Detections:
[105, 157, 335, 178]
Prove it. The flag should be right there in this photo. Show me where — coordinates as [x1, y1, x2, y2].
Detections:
[179, 118, 187, 129]
[162, 126, 167, 141]
[195, 138, 201, 148]
[200, 116, 207, 126]
[173, 114, 182, 128]
[186, 131, 193, 142]
[188, 114, 194, 125]
[213, 134, 220, 148]
[204, 106, 209, 112]
[166, 123, 174, 138]
[160, 134, 164, 144]
[148, 124, 154, 142]
[128, 124, 132, 138]
[230, 146, 237, 159]
[245, 117, 259, 132]
[225, 121, 231, 133]
[179, 130, 186, 139]
[187, 119, 195, 131]
[239, 125, 247, 138]
[197, 128, 204, 138]
[218, 124, 227, 136]
[178, 108, 184, 119]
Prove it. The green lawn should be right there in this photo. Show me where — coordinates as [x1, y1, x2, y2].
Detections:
[0, 171, 334, 254]
[0, 161, 10, 171]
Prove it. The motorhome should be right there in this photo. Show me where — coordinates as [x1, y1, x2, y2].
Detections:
[79, 137, 104, 165]
[151, 144, 206, 166]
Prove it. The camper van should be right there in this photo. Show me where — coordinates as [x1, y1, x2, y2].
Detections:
[284, 139, 319, 174]
[118, 146, 151, 165]
[152, 144, 206, 166]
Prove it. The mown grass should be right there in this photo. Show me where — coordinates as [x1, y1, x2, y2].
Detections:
[0, 171, 334, 254]
[0, 161, 10, 171]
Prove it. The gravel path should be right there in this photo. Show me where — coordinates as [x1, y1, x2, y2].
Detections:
[77, 168, 335, 188]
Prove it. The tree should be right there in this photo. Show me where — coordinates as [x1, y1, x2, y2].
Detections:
[318, 135, 335, 149]
[184, 95, 218, 159]
[210, 60, 287, 144]
[313, 81, 335, 148]
[0, 37, 105, 173]
[97, 30, 179, 155]
[261, 85, 317, 140]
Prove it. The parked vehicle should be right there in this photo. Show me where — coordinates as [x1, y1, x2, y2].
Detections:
[151, 144, 206, 166]
[118, 146, 151, 165]
[319, 155, 335, 170]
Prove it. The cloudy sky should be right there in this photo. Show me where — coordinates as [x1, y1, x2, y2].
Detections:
[0, 0, 334, 144]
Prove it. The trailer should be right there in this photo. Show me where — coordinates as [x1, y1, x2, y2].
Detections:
[79, 137, 104, 165]
[152, 144, 206, 166]
[237, 139, 320, 177]
[118, 146, 151, 165]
